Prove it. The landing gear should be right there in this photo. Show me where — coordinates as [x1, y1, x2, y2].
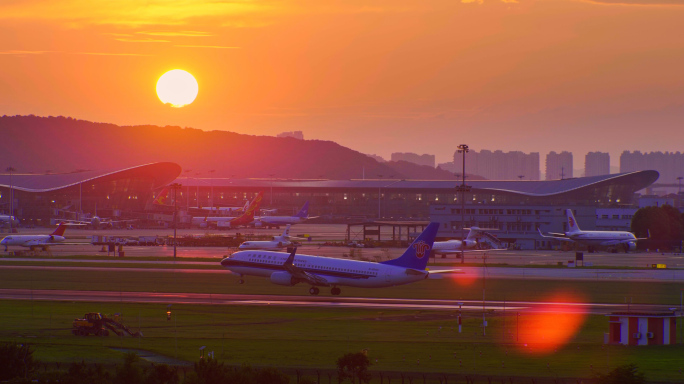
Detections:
[238, 279, 245, 284]
[309, 287, 320, 295]
[331, 287, 341, 296]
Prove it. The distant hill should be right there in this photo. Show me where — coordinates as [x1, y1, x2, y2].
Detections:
[0, 115, 462, 180]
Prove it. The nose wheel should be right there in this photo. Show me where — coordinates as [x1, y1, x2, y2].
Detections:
[331, 287, 341, 296]
[309, 287, 320, 295]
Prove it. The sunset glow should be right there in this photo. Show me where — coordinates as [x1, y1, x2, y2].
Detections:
[1, 0, 684, 162]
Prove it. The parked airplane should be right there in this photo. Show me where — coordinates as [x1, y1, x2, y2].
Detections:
[238, 225, 298, 251]
[432, 227, 504, 256]
[215, 192, 264, 229]
[0, 215, 19, 228]
[1, 222, 68, 251]
[221, 222, 450, 295]
[253, 201, 311, 228]
[538, 209, 645, 253]
[154, 187, 249, 214]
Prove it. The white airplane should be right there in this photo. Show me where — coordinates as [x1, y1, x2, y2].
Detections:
[238, 225, 298, 251]
[154, 186, 249, 215]
[192, 193, 263, 228]
[253, 201, 311, 228]
[1, 222, 68, 251]
[538, 209, 646, 253]
[0, 215, 19, 228]
[432, 227, 504, 256]
[221, 222, 451, 295]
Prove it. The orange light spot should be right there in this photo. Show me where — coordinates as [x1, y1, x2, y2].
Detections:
[515, 293, 587, 354]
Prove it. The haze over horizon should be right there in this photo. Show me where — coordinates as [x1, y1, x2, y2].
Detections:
[2, 0, 683, 167]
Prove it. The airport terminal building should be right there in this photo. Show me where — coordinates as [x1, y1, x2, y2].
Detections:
[0, 162, 181, 226]
[0, 163, 659, 249]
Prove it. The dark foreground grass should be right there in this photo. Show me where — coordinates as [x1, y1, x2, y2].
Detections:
[0, 267, 683, 305]
[1, 300, 684, 382]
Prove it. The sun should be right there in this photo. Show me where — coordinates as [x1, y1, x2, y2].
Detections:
[156, 69, 199, 108]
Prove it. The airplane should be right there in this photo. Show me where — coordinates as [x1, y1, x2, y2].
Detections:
[215, 191, 264, 229]
[253, 201, 311, 228]
[432, 227, 505, 256]
[238, 225, 299, 251]
[538, 209, 646, 253]
[220, 222, 452, 296]
[59, 206, 135, 230]
[154, 186, 250, 214]
[0, 215, 19, 228]
[1, 222, 68, 251]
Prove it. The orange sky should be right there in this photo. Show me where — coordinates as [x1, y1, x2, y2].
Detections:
[1, 0, 684, 167]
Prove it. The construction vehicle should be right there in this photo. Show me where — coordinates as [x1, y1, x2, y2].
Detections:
[72, 312, 143, 337]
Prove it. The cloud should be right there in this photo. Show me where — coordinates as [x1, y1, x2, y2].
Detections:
[174, 45, 240, 49]
[0, 0, 271, 27]
[0, 50, 50, 55]
[136, 30, 213, 37]
[0, 50, 150, 56]
[115, 37, 170, 43]
[581, 0, 684, 4]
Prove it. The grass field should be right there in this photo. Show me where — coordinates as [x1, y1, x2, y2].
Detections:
[1, 263, 684, 382]
[2, 300, 684, 382]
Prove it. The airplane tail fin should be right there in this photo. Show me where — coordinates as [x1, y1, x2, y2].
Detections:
[294, 201, 309, 218]
[566, 209, 581, 233]
[51, 222, 67, 237]
[282, 224, 291, 238]
[242, 191, 264, 220]
[465, 227, 479, 240]
[153, 187, 170, 206]
[380, 222, 439, 270]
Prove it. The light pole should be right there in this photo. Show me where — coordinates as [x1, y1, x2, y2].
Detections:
[6, 167, 15, 233]
[268, 174, 274, 206]
[170, 183, 182, 259]
[456, 145, 471, 264]
[677, 177, 683, 209]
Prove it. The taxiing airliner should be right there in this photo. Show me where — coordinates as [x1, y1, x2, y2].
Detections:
[221, 222, 448, 295]
[1, 222, 68, 251]
[538, 209, 646, 252]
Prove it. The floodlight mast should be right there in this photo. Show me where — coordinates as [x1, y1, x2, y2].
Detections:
[170, 183, 183, 259]
[6, 167, 16, 233]
[456, 145, 471, 264]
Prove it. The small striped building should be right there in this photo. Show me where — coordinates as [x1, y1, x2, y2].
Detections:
[607, 312, 678, 346]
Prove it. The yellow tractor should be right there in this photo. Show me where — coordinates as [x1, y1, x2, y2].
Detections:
[72, 312, 142, 337]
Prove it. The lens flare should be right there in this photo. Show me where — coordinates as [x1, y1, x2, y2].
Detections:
[514, 293, 588, 354]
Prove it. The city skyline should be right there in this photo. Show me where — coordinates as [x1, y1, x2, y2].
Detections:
[1, 0, 684, 165]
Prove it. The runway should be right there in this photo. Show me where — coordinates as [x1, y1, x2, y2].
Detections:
[0, 288, 652, 315]
[2, 260, 683, 281]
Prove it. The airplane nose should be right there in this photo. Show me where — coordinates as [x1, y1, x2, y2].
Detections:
[220, 258, 231, 267]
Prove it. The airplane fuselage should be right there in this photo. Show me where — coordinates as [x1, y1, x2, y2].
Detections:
[221, 251, 427, 289]
[0, 234, 65, 249]
[565, 231, 636, 246]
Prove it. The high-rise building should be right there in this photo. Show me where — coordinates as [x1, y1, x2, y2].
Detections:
[545, 151, 573, 180]
[620, 151, 683, 183]
[277, 131, 304, 140]
[452, 149, 540, 180]
[391, 153, 436, 168]
[585, 152, 610, 177]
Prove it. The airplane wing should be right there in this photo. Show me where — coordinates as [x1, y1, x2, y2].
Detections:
[282, 248, 331, 286]
[537, 228, 574, 242]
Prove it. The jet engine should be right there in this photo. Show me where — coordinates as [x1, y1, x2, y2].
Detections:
[625, 242, 637, 252]
[270, 271, 298, 286]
